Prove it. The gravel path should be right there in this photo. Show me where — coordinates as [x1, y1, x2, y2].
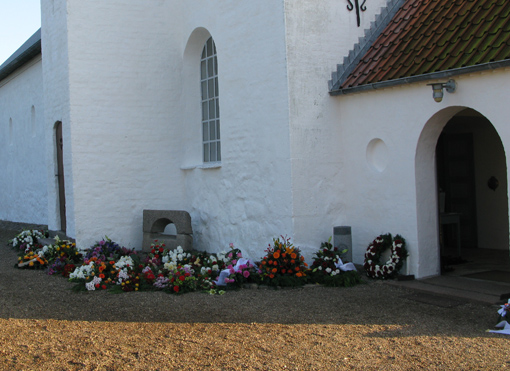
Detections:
[0, 221, 508, 370]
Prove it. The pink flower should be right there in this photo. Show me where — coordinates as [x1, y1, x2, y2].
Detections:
[229, 243, 234, 248]
[237, 253, 242, 258]
[232, 259, 237, 265]
[243, 271, 250, 278]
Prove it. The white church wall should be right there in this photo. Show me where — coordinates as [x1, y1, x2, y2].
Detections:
[177, 1, 294, 260]
[52, 0, 294, 258]
[58, 0, 185, 249]
[332, 69, 510, 278]
[282, 0, 390, 260]
[41, 0, 74, 235]
[0, 57, 47, 224]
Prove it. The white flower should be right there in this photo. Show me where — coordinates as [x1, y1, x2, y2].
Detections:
[325, 267, 332, 273]
[318, 266, 322, 271]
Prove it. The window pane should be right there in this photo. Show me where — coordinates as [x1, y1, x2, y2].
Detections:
[203, 143, 210, 162]
[203, 122, 209, 141]
[214, 55, 218, 75]
[209, 99, 215, 119]
[208, 58, 214, 76]
[217, 142, 221, 161]
[201, 60, 206, 79]
[210, 142, 217, 162]
[215, 99, 219, 117]
[201, 48, 206, 59]
[207, 38, 213, 57]
[202, 102, 208, 121]
[201, 81, 207, 100]
[208, 79, 214, 100]
[216, 120, 220, 139]
[209, 120, 216, 140]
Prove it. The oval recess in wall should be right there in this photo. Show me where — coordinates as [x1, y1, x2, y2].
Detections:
[366, 138, 389, 173]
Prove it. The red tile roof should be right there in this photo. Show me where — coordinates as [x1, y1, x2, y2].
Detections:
[331, 0, 510, 94]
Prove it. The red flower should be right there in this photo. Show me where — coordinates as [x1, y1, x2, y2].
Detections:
[173, 286, 179, 293]
[179, 276, 185, 281]
[101, 285, 107, 290]
[159, 247, 164, 253]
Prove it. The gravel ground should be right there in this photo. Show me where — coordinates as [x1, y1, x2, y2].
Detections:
[0, 221, 508, 370]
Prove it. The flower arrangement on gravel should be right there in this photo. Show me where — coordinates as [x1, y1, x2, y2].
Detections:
[309, 237, 362, 287]
[213, 243, 261, 289]
[363, 233, 408, 279]
[10, 229, 364, 294]
[10, 229, 48, 253]
[17, 250, 48, 269]
[488, 300, 510, 335]
[259, 236, 308, 287]
[40, 237, 82, 277]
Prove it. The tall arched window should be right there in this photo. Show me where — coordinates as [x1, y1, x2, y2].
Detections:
[201, 37, 220, 163]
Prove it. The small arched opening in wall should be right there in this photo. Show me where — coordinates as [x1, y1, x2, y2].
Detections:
[416, 107, 509, 278]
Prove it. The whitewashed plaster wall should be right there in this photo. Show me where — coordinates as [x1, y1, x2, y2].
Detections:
[41, 0, 74, 235]
[58, 0, 183, 249]
[52, 0, 293, 259]
[283, 0, 390, 260]
[331, 68, 510, 278]
[177, 1, 294, 260]
[0, 58, 47, 224]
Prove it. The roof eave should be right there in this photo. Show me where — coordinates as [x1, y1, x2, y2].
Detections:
[329, 59, 510, 96]
[0, 28, 42, 83]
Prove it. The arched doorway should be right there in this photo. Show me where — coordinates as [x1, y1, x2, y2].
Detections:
[415, 107, 509, 278]
[436, 109, 509, 274]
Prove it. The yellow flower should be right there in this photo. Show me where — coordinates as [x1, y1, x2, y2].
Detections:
[29, 262, 34, 267]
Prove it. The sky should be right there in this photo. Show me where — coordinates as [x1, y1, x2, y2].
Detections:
[0, 0, 41, 66]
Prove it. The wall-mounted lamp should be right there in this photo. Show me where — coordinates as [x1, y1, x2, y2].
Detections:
[426, 79, 456, 102]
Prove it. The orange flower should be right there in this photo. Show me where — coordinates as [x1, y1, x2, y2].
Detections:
[295, 267, 300, 271]
[269, 274, 275, 279]
[300, 256, 305, 261]
[290, 253, 297, 259]
[273, 251, 281, 259]
[282, 253, 287, 258]
[268, 260, 273, 265]
[273, 261, 277, 266]
[291, 260, 295, 264]
[261, 261, 267, 265]
[296, 272, 303, 277]
[272, 268, 277, 273]
[304, 262, 308, 267]
[99, 274, 105, 279]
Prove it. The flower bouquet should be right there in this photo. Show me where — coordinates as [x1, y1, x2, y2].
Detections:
[259, 236, 308, 287]
[309, 238, 361, 287]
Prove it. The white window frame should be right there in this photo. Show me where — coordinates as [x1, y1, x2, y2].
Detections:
[201, 37, 221, 163]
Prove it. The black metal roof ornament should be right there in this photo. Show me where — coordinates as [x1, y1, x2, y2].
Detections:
[347, 0, 367, 27]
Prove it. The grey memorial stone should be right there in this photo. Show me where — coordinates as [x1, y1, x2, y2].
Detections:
[333, 226, 352, 262]
[142, 210, 193, 252]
